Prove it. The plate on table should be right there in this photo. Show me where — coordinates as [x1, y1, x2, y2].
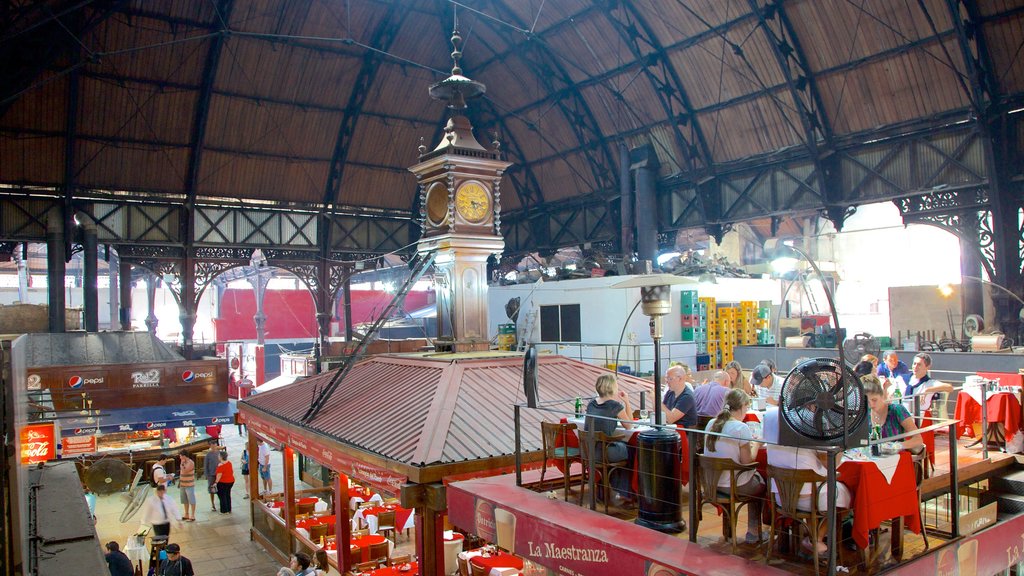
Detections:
[843, 448, 869, 461]
[399, 564, 412, 572]
[879, 442, 902, 456]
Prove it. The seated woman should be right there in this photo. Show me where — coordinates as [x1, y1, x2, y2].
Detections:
[703, 389, 766, 544]
[725, 360, 753, 396]
[862, 375, 923, 452]
[584, 374, 634, 504]
[764, 406, 852, 555]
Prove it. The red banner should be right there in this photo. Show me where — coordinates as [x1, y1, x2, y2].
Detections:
[21, 423, 56, 464]
[884, 510, 1024, 576]
[62, 435, 97, 457]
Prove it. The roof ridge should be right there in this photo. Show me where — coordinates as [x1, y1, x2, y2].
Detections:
[412, 361, 463, 465]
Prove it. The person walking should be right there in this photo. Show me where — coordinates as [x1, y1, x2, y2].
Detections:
[104, 541, 134, 576]
[214, 450, 235, 513]
[258, 439, 273, 495]
[161, 543, 195, 576]
[177, 452, 196, 521]
[203, 442, 219, 512]
[241, 448, 250, 500]
[140, 484, 182, 542]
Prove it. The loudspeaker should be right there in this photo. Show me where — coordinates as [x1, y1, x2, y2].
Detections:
[522, 345, 539, 408]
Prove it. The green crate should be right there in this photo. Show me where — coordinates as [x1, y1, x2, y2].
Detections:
[681, 290, 699, 307]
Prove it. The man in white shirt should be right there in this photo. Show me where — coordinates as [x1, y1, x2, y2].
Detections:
[140, 484, 182, 541]
[902, 353, 953, 415]
[152, 454, 174, 487]
[258, 440, 273, 495]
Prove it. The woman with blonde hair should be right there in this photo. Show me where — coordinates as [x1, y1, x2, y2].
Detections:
[724, 360, 753, 396]
[583, 373, 634, 505]
[704, 388, 765, 544]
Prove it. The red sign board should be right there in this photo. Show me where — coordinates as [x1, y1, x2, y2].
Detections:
[21, 423, 56, 464]
[62, 435, 97, 457]
[884, 509, 1024, 576]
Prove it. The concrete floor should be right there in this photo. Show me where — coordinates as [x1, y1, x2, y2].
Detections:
[94, 424, 419, 575]
[93, 425, 282, 575]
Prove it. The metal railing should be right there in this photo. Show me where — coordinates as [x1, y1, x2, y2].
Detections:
[513, 400, 960, 576]
[531, 341, 699, 375]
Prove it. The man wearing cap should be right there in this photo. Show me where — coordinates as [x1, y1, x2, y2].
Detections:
[751, 364, 781, 406]
[161, 543, 194, 576]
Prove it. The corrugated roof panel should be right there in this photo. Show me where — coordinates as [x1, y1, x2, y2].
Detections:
[22, 332, 182, 367]
[242, 353, 654, 468]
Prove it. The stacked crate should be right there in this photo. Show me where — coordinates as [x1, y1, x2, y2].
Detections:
[699, 296, 718, 367]
[756, 302, 774, 345]
[738, 301, 758, 345]
[716, 305, 737, 366]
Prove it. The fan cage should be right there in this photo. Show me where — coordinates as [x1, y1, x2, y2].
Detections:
[779, 357, 867, 443]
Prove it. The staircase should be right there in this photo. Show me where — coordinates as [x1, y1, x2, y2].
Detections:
[301, 251, 435, 423]
[981, 468, 1024, 517]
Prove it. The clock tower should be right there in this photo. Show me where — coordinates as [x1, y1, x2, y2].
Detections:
[410, 27, 510, 353]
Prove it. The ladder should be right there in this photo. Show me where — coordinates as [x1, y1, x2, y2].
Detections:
[518, 309, 537, 351]
[301, 251, 435, 423]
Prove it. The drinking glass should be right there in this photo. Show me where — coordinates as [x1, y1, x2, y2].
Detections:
[639, 409, 650, 422]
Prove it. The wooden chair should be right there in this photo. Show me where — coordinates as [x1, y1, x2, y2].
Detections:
[308, 522, 329, 543]
[377, 510, 397, 542]
[470, 563, 488, 576]
[577, 429, 629, 514]
[352, 528, 369, 537]
[389, 554, 411, 566]
[296, 501, 316, 516]
[354, 560, 380, 572]
[911, 449, 930, 551]
[696, 454, 761, 553]
[695, 415, 714, 453]
[765, 465, 853, 576]
[540, 421, 584, 503]
[368, 541, 390, 564]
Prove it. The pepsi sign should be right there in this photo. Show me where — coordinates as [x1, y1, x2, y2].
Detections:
[181, 370, 214, 382]
[69, 376, 83, 389]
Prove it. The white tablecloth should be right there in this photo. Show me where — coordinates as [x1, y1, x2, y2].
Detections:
[349, 492, 383, 510]
[124, 535, 147, 565]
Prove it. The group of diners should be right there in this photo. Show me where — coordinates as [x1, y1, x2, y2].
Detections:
[581, 351, 946, 555]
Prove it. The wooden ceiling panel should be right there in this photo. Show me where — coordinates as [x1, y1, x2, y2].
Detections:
[361, 59, 446, 119]
[982, 13, 1024, 95]
[539, 10, 630, 83]
[214, 37, 361, 108]
[0, 73, 67, 134]
[0, 136, 64, 187]
[670, 19, 787, 110]
[77, 77, 196, 147]
[476, 56, 548, 114]
[86, 14, 210, 86]
[528, 153, 598, 203]
[697, 91, 804, 162]
[818, 40, 970, 135]
[203, 95, 340, 159]
[975, 0, 1024, 18]
[75, 141, 188, 193]
[345, 115, 423, 173]
[638, 0, 755, 40]
[196, 150, 325, 204]
[338, 164, 418, 210]
[489, 0, 585, 36]
[786, 0, 952, 72]
[577, 71, 665, 135]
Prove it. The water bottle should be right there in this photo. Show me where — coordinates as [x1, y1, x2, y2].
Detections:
[870, 425, 881, 457]
[574, 396, 582, 418]
[892, 386, 902, 401]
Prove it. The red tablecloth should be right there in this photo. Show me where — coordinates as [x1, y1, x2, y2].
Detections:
[363, 561, 419, 576]
[551, 418, 581, 474]
[269, 496, 319, 509]
[350, 486, 375, 500]
[444, 532, 464, 542]
[838, 452, 921, 549]
[743, 412, 762, 423]
[955, 392, 1022, 443]
[470, 551, 524, 572]
[350, 534, 388, 563]
[362, 504, 414, 531]
[296, 514, 335, 529]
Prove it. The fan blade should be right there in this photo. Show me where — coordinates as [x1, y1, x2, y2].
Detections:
[813, 408, 826, 433]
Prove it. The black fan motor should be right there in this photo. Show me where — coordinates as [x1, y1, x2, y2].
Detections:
[777, 357, 869, 449]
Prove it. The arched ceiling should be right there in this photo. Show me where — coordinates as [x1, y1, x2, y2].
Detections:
[1, 0, 1022, 225]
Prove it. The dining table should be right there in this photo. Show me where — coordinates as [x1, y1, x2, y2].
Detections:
[837, 450, 921, 553]
[347, 533, 391, 563]
[954, 385, 1024, 453]
[356, 561, 419, 576]
[356, 503, 416, 534]
[468, 549, 524, 576]
[267, 496, 324, 515]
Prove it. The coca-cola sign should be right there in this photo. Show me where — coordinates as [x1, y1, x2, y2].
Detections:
[21, 423, 56, 464]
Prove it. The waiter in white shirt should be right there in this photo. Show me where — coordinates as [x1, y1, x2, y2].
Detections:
[140, 484, 182, 541]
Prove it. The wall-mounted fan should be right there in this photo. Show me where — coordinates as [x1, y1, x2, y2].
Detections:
[778, 357, 869, 449]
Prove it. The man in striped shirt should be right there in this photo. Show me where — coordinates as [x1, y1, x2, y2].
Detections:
[178, 452, 196, 522]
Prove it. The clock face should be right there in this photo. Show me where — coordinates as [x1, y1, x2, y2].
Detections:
[425, 182, 449, 225]
[455, 182, 491, 223]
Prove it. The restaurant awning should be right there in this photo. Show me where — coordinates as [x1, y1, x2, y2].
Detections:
[57, 401, 234, 437]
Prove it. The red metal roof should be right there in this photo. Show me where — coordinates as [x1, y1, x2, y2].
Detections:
[242, 353, 652, 467]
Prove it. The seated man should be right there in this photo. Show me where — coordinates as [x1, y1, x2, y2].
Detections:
[693, 370, 731, 417]
[763, 404, 851, 555]
[662, 364, 697, 428]
[751, 364, 781, 406]
[877, 350, 911, 384]
[901, 352, 952, 415]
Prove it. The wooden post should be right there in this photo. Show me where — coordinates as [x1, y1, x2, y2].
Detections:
[247, 432, 258, 515]
[283, 446, 296, 553]
[334, 473, 353, 572]
[401, 483, 447, 576]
